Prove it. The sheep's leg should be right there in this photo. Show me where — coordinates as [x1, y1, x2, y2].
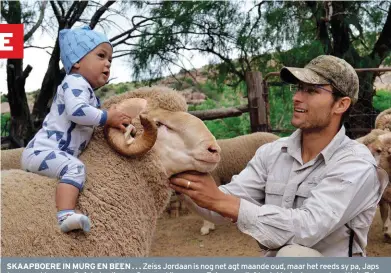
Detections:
[124, 124, 136, 145]
[200, 220, 215, 235]
[380, 200, 391, 243]
[168, 192, 181, 218]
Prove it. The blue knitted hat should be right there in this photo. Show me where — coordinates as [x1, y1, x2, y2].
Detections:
[59, 25, 112, 74]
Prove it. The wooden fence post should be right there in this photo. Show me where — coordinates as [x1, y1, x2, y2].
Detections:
[245, 71, 268, 132]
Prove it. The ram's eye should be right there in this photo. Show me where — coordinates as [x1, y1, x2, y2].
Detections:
[156, 121, 163, 127]
[376, 148, 382, 153]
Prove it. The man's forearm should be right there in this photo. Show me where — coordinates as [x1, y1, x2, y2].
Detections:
[212, 193, 240, 222]
[181, 194, 237, 224]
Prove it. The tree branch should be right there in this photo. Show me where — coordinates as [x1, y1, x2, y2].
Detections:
[57, 1, 65, 16]
[247, 1, 265, 38]
[371, 4, 391, 62]
[50, 1, 62, 23]
[24, 45, 54, 50]
[24, 1, 48, 41]
[64, 1, 78, 20]
[1, 1, 10, 22]
[177, 45, 245, 81]
[89, 0, 116, 29]
[306, 1, 333, 54]
[68, 1, 89, 26]
[110, 16, 162, 43]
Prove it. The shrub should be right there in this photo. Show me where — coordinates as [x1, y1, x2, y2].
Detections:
[373, 89, 391, 111]
[189, 84, 250, 139]
[1, 113, 10, 136]
[1, 94, 8, 103]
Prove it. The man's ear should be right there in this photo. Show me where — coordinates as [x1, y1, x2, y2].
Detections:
[73, 62, 80, 69]
[334, 97, 351, 115]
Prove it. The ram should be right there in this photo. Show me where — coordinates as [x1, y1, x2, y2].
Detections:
[357, 131, 391, 242]
[1, 86, 221, 256]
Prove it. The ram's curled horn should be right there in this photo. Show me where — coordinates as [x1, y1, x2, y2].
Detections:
[104, 98, 158, 157]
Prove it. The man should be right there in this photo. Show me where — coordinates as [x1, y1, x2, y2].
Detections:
[170, 55, 389, 257]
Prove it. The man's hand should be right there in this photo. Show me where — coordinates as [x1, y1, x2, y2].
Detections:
[106, 105, 132, 132]
[169, 171, 240, 221]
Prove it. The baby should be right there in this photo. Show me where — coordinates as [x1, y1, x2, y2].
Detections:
[21, 26, 131, 233]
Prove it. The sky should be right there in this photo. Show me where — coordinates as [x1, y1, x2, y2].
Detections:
[0, 28, 208, 94]
[0, 30, 137, 94]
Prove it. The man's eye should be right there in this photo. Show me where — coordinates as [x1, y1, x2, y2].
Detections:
[98, 53, 104, 58]
[307, 88, 317, 94]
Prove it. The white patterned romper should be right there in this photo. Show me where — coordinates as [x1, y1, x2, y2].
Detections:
[21, 74, 107, 190]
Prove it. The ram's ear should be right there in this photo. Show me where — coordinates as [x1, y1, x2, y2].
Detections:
[379, 133, 391, 145]
[115, 98, 147, 118]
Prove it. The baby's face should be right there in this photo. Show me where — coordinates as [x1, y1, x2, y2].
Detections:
[73, 43, 112, 88]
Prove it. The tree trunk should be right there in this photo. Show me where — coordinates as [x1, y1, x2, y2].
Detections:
[323, 2, 382, 139]
[31, 38, 65, 131]
[6, 59, 34, 147]
[245, 71, 268, 132]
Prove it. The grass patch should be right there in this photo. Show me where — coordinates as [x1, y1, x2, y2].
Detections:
[373, 89, 391, 111]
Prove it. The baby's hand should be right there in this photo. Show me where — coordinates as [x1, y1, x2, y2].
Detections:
[106, 105, 132, 132]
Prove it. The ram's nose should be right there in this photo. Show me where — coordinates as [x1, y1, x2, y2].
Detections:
[207, 143, 221, 155]
[201, 141, 221, 163]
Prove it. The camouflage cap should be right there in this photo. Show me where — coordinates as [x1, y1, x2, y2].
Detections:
[280, 55, 359, 104]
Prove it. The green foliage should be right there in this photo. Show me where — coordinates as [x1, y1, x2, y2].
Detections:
[105, 82, 136, 96]
[188, 82, 250, 139]
[94, 86, 109, 99]
[1, 113, 10, 136]
[373, 89, 391, 111]
[1, 94, 8, 103]
[200, 80, 226, 101]
[116, 84, 129, 95]
[277, 41, 325, 67]
[184, 77, 194, 86]
[383, 55, 391, 66]
[268, 85, 295, 133]
[204, 115, 250, 139]
[193, 80, 390, 140]
[132, 1, 264, 81]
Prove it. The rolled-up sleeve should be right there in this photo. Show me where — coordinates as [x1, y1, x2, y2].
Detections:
[236, 158, 382, 250]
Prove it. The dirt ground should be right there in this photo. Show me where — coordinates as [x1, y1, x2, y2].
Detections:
[150, 209, 391, 257]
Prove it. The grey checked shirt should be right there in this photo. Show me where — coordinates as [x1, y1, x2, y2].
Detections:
[184, 126, 389, 257]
